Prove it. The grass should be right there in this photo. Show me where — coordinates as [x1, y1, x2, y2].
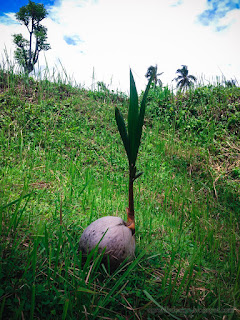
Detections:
[0, 61, 239, 319]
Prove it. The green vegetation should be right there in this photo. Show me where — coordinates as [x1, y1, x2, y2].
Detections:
[0, 61, 239, 319]
[13, 0, 50, 74]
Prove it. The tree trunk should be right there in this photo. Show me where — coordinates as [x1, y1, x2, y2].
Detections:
[28, 18, 34, 74]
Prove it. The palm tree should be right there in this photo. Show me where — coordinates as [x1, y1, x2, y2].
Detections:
[173, 65, 197, 91]
[225, 79, 237, 87]
[145, 65, 163, 87]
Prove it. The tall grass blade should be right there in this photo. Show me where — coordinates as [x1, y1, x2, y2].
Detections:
[0, 296, 6, 319]
[30, 284, 36, 320]
[0, 192, 33, 211]
[8, 192, 32, 231]
[93, 248, 146, 318]
[62, 299, 69, 320]
[54, 225, 63, 279]
[143, 290, 181, 320]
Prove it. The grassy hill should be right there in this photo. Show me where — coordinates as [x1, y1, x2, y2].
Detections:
[0, 69, 239, 319]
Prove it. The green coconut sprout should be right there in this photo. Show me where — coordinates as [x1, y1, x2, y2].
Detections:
[115, 69, 155, 233]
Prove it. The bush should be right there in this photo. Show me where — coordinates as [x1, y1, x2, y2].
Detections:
[144, 84, 240, 145]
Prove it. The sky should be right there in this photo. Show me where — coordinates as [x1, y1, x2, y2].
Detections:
[0, 0, 240, 93]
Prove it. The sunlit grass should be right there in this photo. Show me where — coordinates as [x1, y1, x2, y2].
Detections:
[0, 57, 239, 319]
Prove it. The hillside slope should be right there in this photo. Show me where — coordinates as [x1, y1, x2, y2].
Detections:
[0, 71, 239, 319]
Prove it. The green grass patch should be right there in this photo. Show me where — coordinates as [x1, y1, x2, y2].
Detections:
[0, 68, 239, 319]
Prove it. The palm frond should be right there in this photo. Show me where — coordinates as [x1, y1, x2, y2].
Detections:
[188, 74, 197, 81]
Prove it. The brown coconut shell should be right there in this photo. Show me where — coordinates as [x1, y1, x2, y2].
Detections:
[79, 216, 135, 270]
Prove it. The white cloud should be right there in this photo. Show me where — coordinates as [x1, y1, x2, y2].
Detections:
[0, 0, 240, 92]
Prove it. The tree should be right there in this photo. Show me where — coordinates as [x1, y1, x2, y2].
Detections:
[173, 65, 197, 91]
[13, 0, 51, 74]
[225, 79, 237, 87]
[145, 65, 164, 87]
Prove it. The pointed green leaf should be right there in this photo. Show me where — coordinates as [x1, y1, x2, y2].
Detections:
[134, 70, 155, 161]
[128, 69, 139, 165]
[115, 107, 130, 161]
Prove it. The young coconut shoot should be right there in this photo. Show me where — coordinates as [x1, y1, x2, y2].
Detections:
[79, 69, 155, 270]
[115, 69, 155, 234]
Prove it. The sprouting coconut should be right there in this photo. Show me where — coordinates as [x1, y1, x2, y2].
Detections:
[79, 69, 155, 270]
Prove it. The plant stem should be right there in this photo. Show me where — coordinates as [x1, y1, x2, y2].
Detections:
[60, 194, 63, 226]
[127, 164, 136, 234]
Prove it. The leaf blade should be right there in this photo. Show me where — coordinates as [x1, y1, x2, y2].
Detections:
[128, 69, 139, 165]
[134, 70, 155, 161]
[115, 107, 130, 161]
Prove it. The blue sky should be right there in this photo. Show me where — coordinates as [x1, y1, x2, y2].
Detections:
[0, 0, 54, 15]
[198, 0, 240, 26]
[0, 0, 240, 91]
